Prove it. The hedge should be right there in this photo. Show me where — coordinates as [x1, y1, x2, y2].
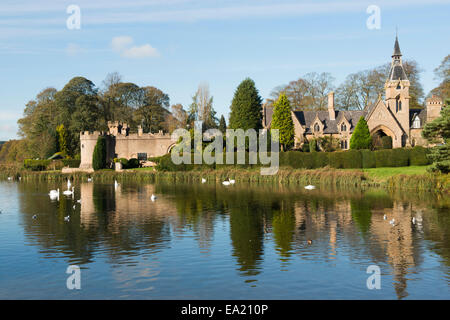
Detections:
[23, 159, 51, 171]
[62, 159, 81, 168]
[138, 147, 432, 172]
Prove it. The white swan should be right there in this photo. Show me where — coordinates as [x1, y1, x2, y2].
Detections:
[151, 194, 157, 202]
[222, 180, 231, 186]
[63, 187, 75, 196]
[201, 178, 206, 184]
[7, 177, 12, 181]
[49, 188, 59, 196]
[229, 179, 235, 184]
[304, 185, 315, 190]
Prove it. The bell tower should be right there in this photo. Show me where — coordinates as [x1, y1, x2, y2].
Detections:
[385, 35, 410, 146]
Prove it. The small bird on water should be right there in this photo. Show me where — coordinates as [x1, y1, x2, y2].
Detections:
[307, 239, 313, 245]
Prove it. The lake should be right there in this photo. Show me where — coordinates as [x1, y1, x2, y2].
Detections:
[0, 180, 448, 299]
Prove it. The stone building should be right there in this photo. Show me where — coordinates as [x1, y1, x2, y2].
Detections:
[79, 121, 175, 169]
[262, 36, 444, 149]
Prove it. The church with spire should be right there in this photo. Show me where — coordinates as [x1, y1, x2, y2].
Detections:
[262, 36, 443, 149]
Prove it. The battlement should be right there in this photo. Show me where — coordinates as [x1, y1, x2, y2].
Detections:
[80, 131, 109, 139]
[426, 95, 443, 106]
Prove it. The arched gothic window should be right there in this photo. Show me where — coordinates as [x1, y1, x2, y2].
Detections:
[314, 123, 320, 132]
[341, 123, 347, 131]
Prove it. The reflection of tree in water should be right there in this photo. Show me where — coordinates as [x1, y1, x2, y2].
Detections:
[18, 182, 171, 265]
[271, 201, 296, 262]
[422, 203, 450, 270]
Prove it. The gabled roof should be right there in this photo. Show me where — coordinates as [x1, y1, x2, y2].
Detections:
[409, 109, 427, 128]
[291, 110, 366, 134]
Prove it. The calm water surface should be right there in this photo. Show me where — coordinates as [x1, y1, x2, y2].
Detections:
[0, 180, 449, 299]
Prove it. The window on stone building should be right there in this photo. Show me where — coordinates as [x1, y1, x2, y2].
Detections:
[340, 140, 348, 150]
[340, 123, 347, 131]
[412, 116, 421, 129]
[137, 153, 147, 161]
[314, 123, 320, 132]
[395, 97, 402, 112]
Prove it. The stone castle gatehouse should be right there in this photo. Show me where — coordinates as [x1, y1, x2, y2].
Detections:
[80, 121, 175, 169]
[262, 36, 444, 149]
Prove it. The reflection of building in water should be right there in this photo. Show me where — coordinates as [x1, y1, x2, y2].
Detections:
[79, 183, 215, 253]
[292, 196, 423, 299]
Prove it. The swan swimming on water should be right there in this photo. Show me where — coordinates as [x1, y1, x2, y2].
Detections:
[229, 179, 235, 185]
[304, 185, 315, 190]
[63, 187, 74, 196]
[222, 180, 231, 186]
[201, 178, 206, 183]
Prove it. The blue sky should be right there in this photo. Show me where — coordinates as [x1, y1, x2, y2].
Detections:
[0, 0, 449, 140]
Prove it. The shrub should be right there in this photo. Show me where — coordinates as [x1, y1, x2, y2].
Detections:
[92, 136, 107, 170]
[62, 159, 81, 168]
[329, 150, 362, 169]
[127, 158, 140, 169]
[23, 159, 51, 171]
[350, 117, 372, 149]
[391, 148, 410, 167]
[301, 142, 310, 152]
[409, 146, 430, 166]
[361, 149, 376, 168]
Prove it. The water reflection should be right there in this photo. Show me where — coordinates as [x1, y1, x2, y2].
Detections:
[8, 181, 450, 299]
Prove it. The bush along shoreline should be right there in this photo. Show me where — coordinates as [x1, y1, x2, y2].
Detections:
[0, 146, 448, 193]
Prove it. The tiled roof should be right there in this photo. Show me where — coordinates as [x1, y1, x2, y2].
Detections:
[291, 110, 366, 134]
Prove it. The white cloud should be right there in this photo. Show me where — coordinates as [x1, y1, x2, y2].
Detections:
[111, 36, 160, 58]
[111, 36, 134, 52]
[122, 44, 160, 58]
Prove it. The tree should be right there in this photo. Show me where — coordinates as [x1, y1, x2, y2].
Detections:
[335, 59, 424, 110]
[56, 124, 69, 156]
[422, 99, 450, 173]
[271, 93, 294, 151]
[350, 117, 372, 150]
[92, 136, 107, 170]
[268, 72, 335, 111]
[229, 78, 263, 130]
[188, 84, 217, 130]
[218, 115, 227, 133]
[430, 55, 450, 100]
[17, 87, 59, 159]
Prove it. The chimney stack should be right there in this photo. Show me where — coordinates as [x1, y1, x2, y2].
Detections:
[328, 92, 335, 120]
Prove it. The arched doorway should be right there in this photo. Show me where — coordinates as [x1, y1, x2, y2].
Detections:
[370, 125, 396, 149]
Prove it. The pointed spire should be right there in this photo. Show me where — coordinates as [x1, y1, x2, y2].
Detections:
[392, 35, 402, 57]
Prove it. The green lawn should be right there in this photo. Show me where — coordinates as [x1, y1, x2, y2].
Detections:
[362, 165, 431, 180]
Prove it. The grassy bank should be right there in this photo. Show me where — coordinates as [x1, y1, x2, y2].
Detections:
[1, 164, 448, 193]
